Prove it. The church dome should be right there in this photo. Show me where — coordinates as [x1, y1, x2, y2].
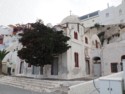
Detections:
[46, 23, 53, 28]
[61, 15, 80, 24]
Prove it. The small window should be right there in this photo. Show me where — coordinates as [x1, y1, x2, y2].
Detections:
[0, 39, 3, 44]
[85, 37, 88, 44]
[74, 52, 79, 67]
[28, 63, 31, 67]
[106, 13, 109, 17]
[111, 63, 118, 73]
[74, 32, 78, 39]
[120, 19, 124, 23]
[119, 9, 122, 15]
[0, 35, 3, 44]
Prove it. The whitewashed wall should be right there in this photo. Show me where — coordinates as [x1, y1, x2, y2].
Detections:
[102, 43, 125, 75]
[99, 2, 125, 25]
[66, 23, 86, 79]
[68, 79, 100, 94]
[68, 72, 123, 94]
[81, 16, 100, 27]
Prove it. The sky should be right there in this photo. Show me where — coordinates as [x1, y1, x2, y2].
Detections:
[0, 0, 122, 26]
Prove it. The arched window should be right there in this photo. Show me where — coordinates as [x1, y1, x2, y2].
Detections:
[74, 32, 78, 39]
[95, 40, 98, 48]
[121, 55, 125, 71]
[85, 37, 88, 44]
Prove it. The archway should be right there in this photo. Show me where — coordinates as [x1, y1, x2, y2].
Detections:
[120, 55, 125, 71]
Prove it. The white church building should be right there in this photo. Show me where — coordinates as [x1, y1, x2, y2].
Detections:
[2, 16, 86, 79]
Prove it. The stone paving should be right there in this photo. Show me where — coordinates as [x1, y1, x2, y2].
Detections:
[0, 83, 42, 94]
[0, 83, 64, 94]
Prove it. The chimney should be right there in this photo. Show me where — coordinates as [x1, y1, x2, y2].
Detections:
[107, 3, 109, 8]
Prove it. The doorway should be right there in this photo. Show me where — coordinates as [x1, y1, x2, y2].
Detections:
[86, 60, 90, 75]
[93, 57, 101, 77]
[51, 57, 58, 75]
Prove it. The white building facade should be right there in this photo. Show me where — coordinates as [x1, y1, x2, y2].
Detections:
[79, 0, 125, 27]
[99, 0, 125, 25]
[2, 15, 98, 79]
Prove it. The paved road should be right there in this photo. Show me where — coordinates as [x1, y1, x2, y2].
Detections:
[0, 83, 53, 94]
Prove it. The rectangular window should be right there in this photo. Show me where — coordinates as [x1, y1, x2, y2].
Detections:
[74, 52, 79, 67]
[106, 13, 109, 17]
[28, 63, 31, 67]
[111, 63, 118, 73]
[85, 37, 88, 44]
[0, 36, 3, 44]
[74, 32, 78, 40]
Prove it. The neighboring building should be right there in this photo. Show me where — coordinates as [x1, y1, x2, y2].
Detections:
[99, 0, 125, 25]
[0, 25, 13, 50]
[79, 11, 100, 27]
[87, 24, 125, 76]
[79, 0, 125, 27]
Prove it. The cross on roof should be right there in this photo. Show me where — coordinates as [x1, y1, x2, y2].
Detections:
[70, 10, 72, 16]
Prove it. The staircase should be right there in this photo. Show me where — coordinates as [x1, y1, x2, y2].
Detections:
[0, 76, 63, 93]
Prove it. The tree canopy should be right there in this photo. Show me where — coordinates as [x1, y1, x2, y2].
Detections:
[18, 20, 70, 66]
[0, 50, 9, 62]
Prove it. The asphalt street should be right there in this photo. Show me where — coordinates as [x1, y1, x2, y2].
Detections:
[0, 83, 51, 94]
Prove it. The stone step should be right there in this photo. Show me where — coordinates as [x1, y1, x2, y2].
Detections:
[0, 77, 60, 88]
[0, 80, 57, 89]
[0, 76, 62, 93]
[16, 77, 60, 85]
[0, 76, 60, 84]
[2, 76, 61, 86]
[1, 80, 57, 89]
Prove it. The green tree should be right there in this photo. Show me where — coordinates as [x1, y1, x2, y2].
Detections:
[0, 50, 9, 74]
[18, 20, 70, 66]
